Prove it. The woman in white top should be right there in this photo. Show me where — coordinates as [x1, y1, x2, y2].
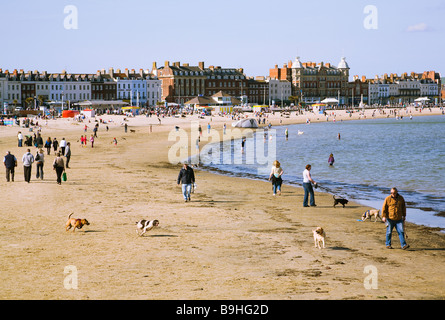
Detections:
[303, 164, 316, 207]
[269, 160, 284, 196]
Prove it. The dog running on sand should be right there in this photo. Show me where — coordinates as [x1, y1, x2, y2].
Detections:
[333, 195, 349, 208]
[136, 219, 159, 236]
[361, 209, 383, 222]
[65, 213, 90, 232]
[313, 227, 326, 249]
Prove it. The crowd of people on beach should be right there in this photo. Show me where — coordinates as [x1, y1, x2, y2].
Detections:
[4, 131, 70, 185]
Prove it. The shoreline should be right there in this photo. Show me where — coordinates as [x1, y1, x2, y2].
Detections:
[0, 108, 444, 299]
[184, 111, 445, 232]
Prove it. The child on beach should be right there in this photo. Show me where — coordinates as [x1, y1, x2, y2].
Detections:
[112, 137, 117, 146]
[90, 135, 94, 148]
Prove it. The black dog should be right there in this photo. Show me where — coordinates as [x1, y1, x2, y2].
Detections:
[333, 195, 349, 208]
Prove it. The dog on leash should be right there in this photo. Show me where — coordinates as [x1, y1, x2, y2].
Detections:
[136, 219, 159, 236]
[65, 213, 90, 232]
[361, 209, 382, 222]
[333, 195, 349, 208]
[313, 227, 326, 249]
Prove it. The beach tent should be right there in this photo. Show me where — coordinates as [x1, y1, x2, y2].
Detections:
[312, 103, 326, 114]
[414, 97, 430, 102]
[321, 98, 339, 104]
[62, 110, 79, 118]
[184, 96, 215, 106]
[121, 106, 140, 115]
[81, 109, 95, 117]
[232, 118, 259, 128]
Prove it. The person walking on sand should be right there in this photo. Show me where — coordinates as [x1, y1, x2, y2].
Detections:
[52, 138, 58, 154]
[44, 137, 52, 155]
[22, 149, 34, 183]
[269, 160, 284, 196]
[35, 148, 45, 180]
[303, 164, 317, 207]
[90, 134, 95, 148]
[65, 142, 71, 168]
[382, 187, 409, 250]
[60, 138, 67, 156]
[53, 152, 65, 185]
[177, 163, 195, 202]
[4, 151, 17, 182]
[18, 131, 23, 147]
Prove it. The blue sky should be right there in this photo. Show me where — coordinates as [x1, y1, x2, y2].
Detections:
[1, 0, 443, 79]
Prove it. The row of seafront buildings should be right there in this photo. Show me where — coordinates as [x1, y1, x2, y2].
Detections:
[0, 57, 443, 111]
[0, 67, 162, 110]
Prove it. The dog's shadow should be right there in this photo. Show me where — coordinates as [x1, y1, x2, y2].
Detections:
[329, 246, 355, 251]
[143, 234, 178, 238]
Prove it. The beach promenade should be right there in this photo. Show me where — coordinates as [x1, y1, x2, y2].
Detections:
[0, 107, 444, 299]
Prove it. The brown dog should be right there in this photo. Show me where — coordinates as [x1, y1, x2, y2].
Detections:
[65, 213, 90, 232]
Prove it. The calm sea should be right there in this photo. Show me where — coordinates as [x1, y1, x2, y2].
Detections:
[197, 114, 445, 231]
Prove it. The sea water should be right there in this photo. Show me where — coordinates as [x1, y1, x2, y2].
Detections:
[198, 114, 445, 231]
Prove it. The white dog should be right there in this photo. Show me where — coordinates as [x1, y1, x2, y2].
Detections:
[136, 219, 159, 236]
[362, 209, 382, 222]
[313, 227, 326, 249]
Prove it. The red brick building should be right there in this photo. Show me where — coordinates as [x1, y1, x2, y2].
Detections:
[91, 71, 117, 101]
[156, 61, 247, 105]
[348, 76, 369, 105]
[156, 61, 207, 104]
[269, 57, 350, 104]
[247, 77, 269, 105]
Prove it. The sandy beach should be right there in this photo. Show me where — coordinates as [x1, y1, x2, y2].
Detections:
[0, 107, 444, 300]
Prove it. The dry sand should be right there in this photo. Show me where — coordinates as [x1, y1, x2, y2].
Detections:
[0, 108, 444, 300]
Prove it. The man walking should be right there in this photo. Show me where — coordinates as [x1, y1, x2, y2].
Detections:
[382, 187, 409, 250]
[18, 131, 23, 147]
[65, 142, 71, 168]
[22, 149, 34, 183]
[177, 163, 195, 202]
[60, 138, 67, 156]
[4, 151, 17, 182]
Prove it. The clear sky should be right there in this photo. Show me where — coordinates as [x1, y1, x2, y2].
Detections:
[1, 0, 443, 79]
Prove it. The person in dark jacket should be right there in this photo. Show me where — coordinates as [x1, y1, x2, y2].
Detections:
[177, 163, 195, 202]
[4, 151, 17, 182]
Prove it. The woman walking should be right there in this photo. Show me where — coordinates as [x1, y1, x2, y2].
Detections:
[52, 138, 59, 154]
[303, 164, 317, 207]
[269, 160, 284, 196]
[53, 152, 65, 185]
[35, 148, 45, 180]
[44, 137, 52, 155]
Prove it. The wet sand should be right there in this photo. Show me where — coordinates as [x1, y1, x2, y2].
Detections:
[0, 108, 444, 299]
